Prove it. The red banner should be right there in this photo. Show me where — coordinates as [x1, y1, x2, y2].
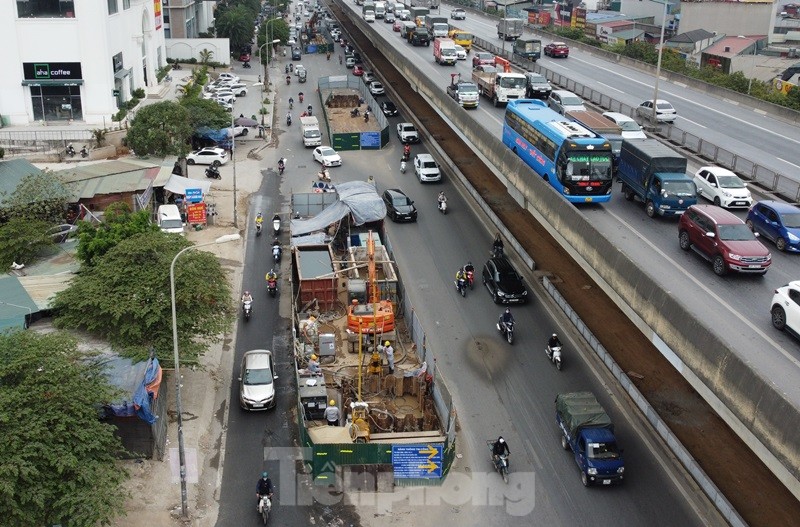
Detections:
[187, 203, 207, 225]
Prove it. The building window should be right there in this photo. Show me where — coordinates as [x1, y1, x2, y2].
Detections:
[108, 0, 118, 15]
[123, 0, 131, 8]
[30, 85, 83, 122]
[16, 0, 76, 18]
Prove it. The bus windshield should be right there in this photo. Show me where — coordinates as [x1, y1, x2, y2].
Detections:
[564, 153, 612, 181]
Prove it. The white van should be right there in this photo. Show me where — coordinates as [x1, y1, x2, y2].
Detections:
[157, 204, 185, 235]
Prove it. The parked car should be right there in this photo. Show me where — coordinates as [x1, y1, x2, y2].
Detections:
[678, 204, 771, 276]
[381, 100, 399, 116]
[363, 72, 376, 83]
[413, 153, 441, 182]
[217, 72, 239, 83]
[547, 90, 586, 115]
[451, 8, 467, 19]
[382, 188, 418, 222]
[602, 112, 647, 139]
[313, 146, 342, 167]
[187, 147, 229, 166]
[482, 257, 528, 304]
[47, 224, 78, 243]
[239, 52, 251, 62]
[770, 281, 800, 338]
[454, 44, 467, 60]
[369, 81, 385, 96]
[228, 83, 249, 96]
[746, 201, 800, 252]
[239, 351, 276, 410]
[346, 56, 356, 68]
[693, 166, 753, 209]
[353, 65, 364, 76]
[636, 99, 677, 123]
[397, 122, 420, 143]
[472, 52, 494, 68]
[543, 42, 570, 58]
[224, 125, 249, 138]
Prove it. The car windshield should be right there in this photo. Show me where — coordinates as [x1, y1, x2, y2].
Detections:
[500, 270, 520, 282]
[587, 442, 620, 460]
[460, 86, 478, 94]
[717, 175, 745, 189]
[529, 74, 545, 83]
[618, 120, 641, 132]
[781, 212, 800, 228]
[304, 130, 321, 138]
[479, 53, 492, 60]
[245, 366, 274, 385]
[422, 161, 437, 169]
[565, 153, 613, 181]
[392, 197, 410, 206]
[402, 125, 416, 132]
[500, 77, 526, 89]
[561, 95, 583, 106]
[161, 219, 183, 229]
[718, 224, 756, 241]
[320, 148, 335, 156]
[663, 181, 696, 196]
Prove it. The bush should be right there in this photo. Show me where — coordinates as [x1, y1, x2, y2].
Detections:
[132, 88, 146, 99]
[188, 58, 198, 64]
[124, 98, 140, 111]
[112, 109, 128, 122]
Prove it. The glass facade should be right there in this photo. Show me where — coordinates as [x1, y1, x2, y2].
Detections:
[17, 0, 76, 18]
[30, 85, 83, 122]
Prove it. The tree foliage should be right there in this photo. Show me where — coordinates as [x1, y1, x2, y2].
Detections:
[76, 202, 159, 266]
[126, 101, 193, 158]
[0, 331, 128, 526]
[180, 96, 232, 129]
[215, 5, 257, 53]
[0, 170, 71, 223]
[258, 18, 290, 63]
[0, 216, 52, 268]
[53, 231, 235, 365]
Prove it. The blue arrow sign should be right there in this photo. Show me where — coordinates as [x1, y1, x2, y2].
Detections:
[392, 444, 443, 479]
[185, 188, 203, 203]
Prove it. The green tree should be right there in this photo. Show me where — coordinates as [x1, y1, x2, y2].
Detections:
[76, 202, 159, 266]
[126, 101, 193, 158]
[0, 216, 52, 268]
[53, 231, 235, 365]
[0, 170, 71, 223]
[0, 331, 128, 526]
[258, 18, 290, 64]
[199, 48, 215, 66]
[180, 96, 232, 129]
[215, 6, 256, 53]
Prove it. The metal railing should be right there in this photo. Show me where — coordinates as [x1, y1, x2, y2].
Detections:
[0, 129, 94, 157]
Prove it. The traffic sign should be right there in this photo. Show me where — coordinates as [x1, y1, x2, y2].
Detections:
[392, 444, 443, 479]
[185, 188, 203, 203]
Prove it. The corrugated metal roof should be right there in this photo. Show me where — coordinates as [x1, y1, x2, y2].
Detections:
[670, 29, 714, 43]
[611, 29, 646, 40]
[0, 159, 45, 206]
[52, 159, 165, 201]
[704, 35, 765, 58]
[0, 275, 38, 331]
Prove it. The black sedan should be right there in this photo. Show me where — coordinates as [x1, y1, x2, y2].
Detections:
[482, 257, 528, 304]
[382, 188, 417, 222]
[381, 100, 398, 116]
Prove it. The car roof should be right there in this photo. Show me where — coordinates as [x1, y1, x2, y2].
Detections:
[385, 188, 406, 197]
[400, 122, 416, 128]
[552, 89, 578, 96]
[688, 204, 743, 224]
[487, 256, 516, 272]
[603, 111, 635, 123]
[698, 166, 737, 177]
[197, 147, 224, 153]
[756, 200, 800, 213]
[551, 42, 567, 46]
[416, 153, 434, 161]
[243, 349, 273, 368]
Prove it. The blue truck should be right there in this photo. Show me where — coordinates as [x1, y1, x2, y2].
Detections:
[556, 392, 625, 487]
[617, 139, 697, 218]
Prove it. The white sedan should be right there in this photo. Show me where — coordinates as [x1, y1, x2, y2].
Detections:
[454, 45, 467, 60]
[186, 147, 229, 166]
[313, 146, 342, 167]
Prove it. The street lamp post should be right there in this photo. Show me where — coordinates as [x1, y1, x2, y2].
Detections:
[170, 233, 241, 518]
[738, 35, 757, 96]
[231, 113, 238, 228]
[650, 0, 670, 126]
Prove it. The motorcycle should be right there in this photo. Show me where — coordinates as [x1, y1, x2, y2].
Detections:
[400, 160, 406, 173]
[286, 75, 291, 85]
[243, 300, 253, 321]
[255, 222, 262, 236]
[318, 168, 331, 182]
[491, 245, 504, 258]
[272, 242, 282, 262]
[80, 145, 89, 158]
[487, 441, 510, 484]
[65, 143, 76, 157]
[454, 277, 467, 298]
[285, 64, 290, 74]
[299, 93, 304, 103]
[497, 320, 514, 345]
[243, 61, 251, 68]
[272, 215, 281, 236]
[278, 159, 285, 175]
[267, 274, 278, 297]
[350, 107, 361, 118]
[466, 269, 474, 289]
[546, 345, 563, 371]
[205, 166, 221, 179]
[286, 114, 292, 126]
[438, 199, 448, 215]
[172, 62, 182, 70]
[258, 493, 272, 524]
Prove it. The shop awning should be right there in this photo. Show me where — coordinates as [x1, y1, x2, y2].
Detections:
[163, 174, 213, 196]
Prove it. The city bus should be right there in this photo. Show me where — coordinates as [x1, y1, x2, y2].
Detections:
[502, 99, 614, 203]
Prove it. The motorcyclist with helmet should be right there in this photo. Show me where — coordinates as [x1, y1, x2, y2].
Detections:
[492, 233, 504, 257]
[499, 308, 514, 327]
[455, 267, 467, 293]
[548, 333, 562, 349]
[241, 290, 253, 307]
[492, 436, 510, 469]
[256, 471, 274, 512]
[464, 261, 475, 288]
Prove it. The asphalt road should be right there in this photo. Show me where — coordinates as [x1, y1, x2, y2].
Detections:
[342, 3, 800, 413]
[215, 23, 721, 525]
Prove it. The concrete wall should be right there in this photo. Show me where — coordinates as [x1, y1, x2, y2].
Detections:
[342, 4, 800, 499]
[679, 2, 773, 37]
[166, 39, 231, 64]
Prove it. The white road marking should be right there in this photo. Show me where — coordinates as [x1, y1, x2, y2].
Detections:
[597, 82, 624, 93]
[677, 117, 707, 129]
[777, 157, 800, 169]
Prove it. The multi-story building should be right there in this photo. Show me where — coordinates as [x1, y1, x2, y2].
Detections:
[163, 0, 217, 39]
[0, 0, 167, 127]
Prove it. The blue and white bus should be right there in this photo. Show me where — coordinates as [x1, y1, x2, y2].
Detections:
[502, 99, 614, 204]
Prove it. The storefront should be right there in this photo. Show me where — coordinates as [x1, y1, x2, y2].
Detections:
[22, 62, 84, 122]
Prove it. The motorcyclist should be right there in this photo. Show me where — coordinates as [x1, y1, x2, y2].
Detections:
[241, 290, 253, 306]
[493, 233, 504, 257]
[266, 269, 278, 283]
[255, 212, 263, 229]
[492, 436, 510, 467]
[437, 191, 447, 210]
[548, 333, 562, 349]
[256, 471, 274, 511]
[499, 308, 514, 328]
[464, 261, 475, 286]
[400, 158, 406, 173]
[278, 158, 286, 172]
[288, 96, 294, 109]
[286, 111, 292, 123]
[286, 74, 291, 85]
[455, 267, 466, 291]
[299, 92, 304, 103]
[403, 144, 411, 160]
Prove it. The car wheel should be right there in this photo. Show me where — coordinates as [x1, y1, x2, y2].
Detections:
[622, 185, 634, 201]
[241, 128, 248, 136]
[771, 305, 787, 330]
[776, 237, 788, 252]
[187, 159, 196, 165]
[745, 219, 755, 231]
[581, 472, 591, 487]
[645, 201, 656, 218]
[678, 231, 691, 251]
[561, 434, 569, 450]
[713, 196, 721, 207]
[493, 290, 500, 304]
[212, 160, 221, 167]
[712, 255, 727, 276]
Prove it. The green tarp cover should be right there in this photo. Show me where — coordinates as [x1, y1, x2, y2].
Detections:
[556, 391, 613, 437]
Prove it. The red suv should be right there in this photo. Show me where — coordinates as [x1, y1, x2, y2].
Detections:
[678, 205, 771, 276]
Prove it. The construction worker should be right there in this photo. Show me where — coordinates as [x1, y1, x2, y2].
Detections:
[307, 354, 321, 374]
[380, 340, 395, 374]
[324, 399, 340, 426]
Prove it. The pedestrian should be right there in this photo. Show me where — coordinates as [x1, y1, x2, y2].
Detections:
[339, 54, 343, 65]
[324, 399, 340, 426]
[380, 341, 395, 374]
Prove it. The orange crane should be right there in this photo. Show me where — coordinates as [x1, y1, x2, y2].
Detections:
[347, 231, 395, 334]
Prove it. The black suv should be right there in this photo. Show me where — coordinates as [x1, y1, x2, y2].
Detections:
[409, 27, 430, 46]
[482, 257, 528, 304]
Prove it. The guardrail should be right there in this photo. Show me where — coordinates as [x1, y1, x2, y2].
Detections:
[471, 35, 800, 203]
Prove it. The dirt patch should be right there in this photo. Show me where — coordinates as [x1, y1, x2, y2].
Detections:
[333, 5, 800, 526]
[323, 88, 382, 133]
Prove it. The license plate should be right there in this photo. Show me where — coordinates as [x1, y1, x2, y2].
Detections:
[602, 479, 611, 485]
[748, 265, 762, 269]
[252, 403, 264, 408]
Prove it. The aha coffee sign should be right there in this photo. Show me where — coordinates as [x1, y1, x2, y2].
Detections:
[23, 62, 83, 81]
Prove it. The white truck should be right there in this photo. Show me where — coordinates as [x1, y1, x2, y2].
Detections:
[300, 116, 322, 147]
[471, 57, 526, 106]
[433, 37, 457, 65]
[497, 18, 523, 40]
[375, 1, 386, 18]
